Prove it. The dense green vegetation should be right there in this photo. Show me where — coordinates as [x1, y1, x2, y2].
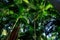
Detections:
[0, 0, 60, 40]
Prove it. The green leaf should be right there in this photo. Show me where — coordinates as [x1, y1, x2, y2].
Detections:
[45, 4, 53, 10]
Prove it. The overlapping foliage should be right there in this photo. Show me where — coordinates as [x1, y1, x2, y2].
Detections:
[0, 0, 60, 40]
